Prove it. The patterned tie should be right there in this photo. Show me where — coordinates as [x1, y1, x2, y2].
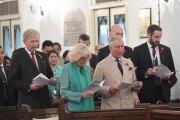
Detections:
[152, 45, 161, 85]
[31, 52, 36, 66]
[152, 45, 158, 67]
[0, 66, 8, 101]
[115, 59, 123, 75]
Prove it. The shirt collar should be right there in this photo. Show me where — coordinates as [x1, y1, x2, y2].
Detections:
[147, 41, 153, 49]
[25, 47, 35, 55]
[110, 54, 122, 61]
[147, 41, 158, 49]
[0, 63, 4, 68]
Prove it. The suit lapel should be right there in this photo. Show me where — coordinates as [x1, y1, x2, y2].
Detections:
[22, 49, 39, 72]
[107, 55, 123, 78]
[143, 43, 154, 67]
[35, 51, 45, 73]
[158, 44, 164, 64]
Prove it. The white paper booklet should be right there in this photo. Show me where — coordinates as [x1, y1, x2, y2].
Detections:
[83, 80, 105, 94]
[32, 73, 49, 86]
[119, 81, 142, 90]
[155, 64, 174, 78]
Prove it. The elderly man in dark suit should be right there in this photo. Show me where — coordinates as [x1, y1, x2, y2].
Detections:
[134, 24, 177, 104]
[9, 29, 53, 109]
[97, 24, 134, 64]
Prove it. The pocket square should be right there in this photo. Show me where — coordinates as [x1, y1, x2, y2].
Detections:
[129, 67, 132, 71]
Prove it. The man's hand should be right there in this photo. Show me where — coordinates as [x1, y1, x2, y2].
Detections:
[133, 81, 143, 92]
[161, 74, 170, 80]
[30, 83, 43, 91]
[146, 68, 156, 76]
[109, 87, 119, 95]
[132, 92, 140, 105]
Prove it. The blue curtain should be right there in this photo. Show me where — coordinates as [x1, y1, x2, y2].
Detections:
[98, 16, 108, 46]
[14, 25, 21, 49]
[3, 26, 11, 57]
[114, 14, 126, 45]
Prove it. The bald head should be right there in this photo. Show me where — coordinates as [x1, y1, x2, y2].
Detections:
[109, 24, 123, 38]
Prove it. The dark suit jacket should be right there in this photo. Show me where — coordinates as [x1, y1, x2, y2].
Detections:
[0, 65, 17, 106]
[97, 45, 135, 64]
[89, 54, 97, 70]
[134, 42, 177, 103]
[9, 48, 53, 109]
[0, 66, 8, 106]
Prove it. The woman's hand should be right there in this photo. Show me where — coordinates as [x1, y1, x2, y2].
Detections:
[81, 92, 92, 98]
[49, 78, 56, 85]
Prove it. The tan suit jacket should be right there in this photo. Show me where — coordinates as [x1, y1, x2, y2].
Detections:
[93, 54, 136, 109]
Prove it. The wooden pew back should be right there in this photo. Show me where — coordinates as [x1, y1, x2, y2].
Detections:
[18, 104, 59, 120]
[0, 106, 19, 120]
[151, 110, 180, 120]
[59, 97, 148, 120]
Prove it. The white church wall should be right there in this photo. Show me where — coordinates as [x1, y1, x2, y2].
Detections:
[19, 0, 180, 99]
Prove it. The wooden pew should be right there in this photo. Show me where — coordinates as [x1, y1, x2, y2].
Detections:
[18, 104, 59, 120]
[0, 106, 19, 120]
[59, 97, 148, 120]
[150, 109, 180, 120]
[59, 97, 180, 120]
[168, 103, 180, 111]
[18, 99, 180, 120]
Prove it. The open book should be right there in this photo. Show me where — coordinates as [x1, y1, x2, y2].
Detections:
[83, 80, 105, 94]
[155, 64, 175, 78]
[32, 73, 49, 86]
[118, 81, 142, 90]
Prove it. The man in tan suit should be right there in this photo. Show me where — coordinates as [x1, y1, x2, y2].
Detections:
[93, 36, 142, 110]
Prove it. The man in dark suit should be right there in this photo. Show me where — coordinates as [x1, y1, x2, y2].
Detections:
[0, 46, 9, 106]
[97, 24, 134, 64]
[79, 34, 97, 70]
[9, 29, 53, 109]
[134, 24, 177, 104]
[0, 46, 16, 106]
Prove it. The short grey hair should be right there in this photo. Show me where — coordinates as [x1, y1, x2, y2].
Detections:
[68, 43, 92, 62]
[23, 29, 39, 40]
[109, 36, 124, 47]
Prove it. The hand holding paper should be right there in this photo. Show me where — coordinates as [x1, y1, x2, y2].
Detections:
[154, 64, 175, 79]
[32, 73, 50, 86]
[119, 81, 142, 91]
[83, 80, 105, 94]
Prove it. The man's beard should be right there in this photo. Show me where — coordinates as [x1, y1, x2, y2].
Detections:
[150, 38, 159, 47]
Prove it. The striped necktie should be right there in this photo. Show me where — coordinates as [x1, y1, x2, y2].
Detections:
[0, 66, 8, 100]
[115, 59, 123, 75]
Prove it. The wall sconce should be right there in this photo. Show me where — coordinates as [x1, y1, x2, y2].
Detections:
[40, 7, 44, 16]
[30, 3, 44, 16]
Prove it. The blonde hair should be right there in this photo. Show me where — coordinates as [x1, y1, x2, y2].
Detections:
[68, 43, 91, 62]
[23, 29, 39, 40]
